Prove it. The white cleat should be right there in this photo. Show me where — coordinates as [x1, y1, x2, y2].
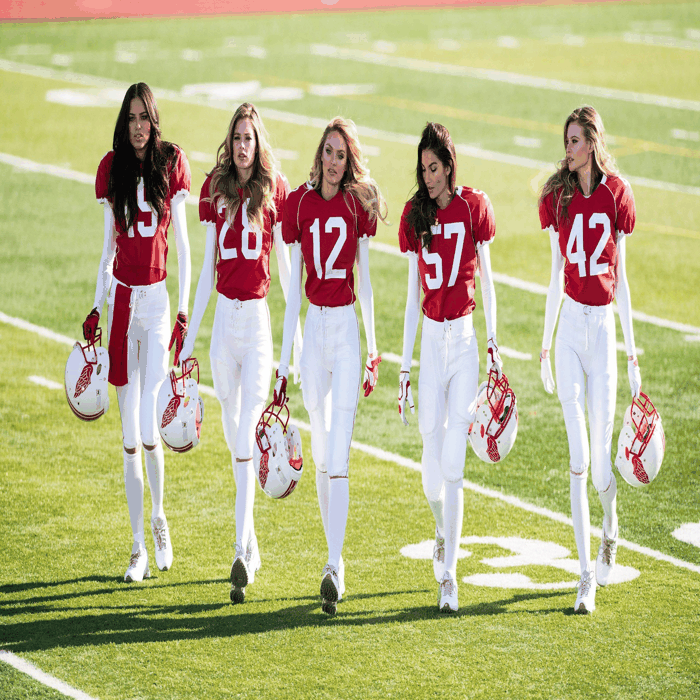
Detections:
[596, 526, 618, 587]
[438, 572, 458, 613]
[574, 570, 596, 614]
[246, 533, 261, 585]
[433, 527, 445, 582]
[151, 515, 173, 571]
[124, 545, 150, 583]
[320, 564, 340, 616]
[230, 544, 249, 604]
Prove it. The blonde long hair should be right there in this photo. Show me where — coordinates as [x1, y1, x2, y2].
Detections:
[309, 117, 387, 224]
[207, 103, 278, 228]
[539, 105, 619, 221]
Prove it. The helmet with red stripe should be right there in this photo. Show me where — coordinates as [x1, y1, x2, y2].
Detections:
[64, 329, 110, 421]
[468, 369, 518, 464]
[615, 392, 665, 487]
[253, 399, 303, 499]
[157, 358, 204, 453]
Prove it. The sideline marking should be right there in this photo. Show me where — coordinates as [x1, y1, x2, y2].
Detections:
[0, 651, 98, 700]
[8, 315, 700, 576]
[2, 60, 700, 197]
[310, 43, 700, 113]
[29, 375, 63, 390]
[2, 154, 699, 337]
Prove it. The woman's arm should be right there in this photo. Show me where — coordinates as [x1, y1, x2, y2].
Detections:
[478, 243, 502, 377]
[179, 223, 216, 364]
[357, 237, 380, 397]
[398, 252, 420, 424]
[540, 229, 565, 393]
[615, 234, 641, 397]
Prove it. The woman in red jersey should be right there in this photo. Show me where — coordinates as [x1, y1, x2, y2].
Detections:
[273, 117, 387, 615]
[397, 122, 504, 613]
[539, 105, 641, 614]
[179, 103, 300, 604]
[83, 82, 191, 582]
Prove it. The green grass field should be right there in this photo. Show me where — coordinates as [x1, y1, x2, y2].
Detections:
[1, 1, 700, 698]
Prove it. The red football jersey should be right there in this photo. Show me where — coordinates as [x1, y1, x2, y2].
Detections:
[539, 174, 635, 306]
[95, 147, 191, 287]
[199, 172, 290, 301]
[398, 186, 495, 322]
[283, 184, 376, 307]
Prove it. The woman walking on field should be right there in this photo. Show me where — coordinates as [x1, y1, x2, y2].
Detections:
[539, 105, 641, 613]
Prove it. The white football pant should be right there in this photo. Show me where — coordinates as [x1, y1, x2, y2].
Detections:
[419, 314, 479, 579]
[301, 303, 360, 571]
[555, 296, 618, 572]
[210, 295, 273, 551]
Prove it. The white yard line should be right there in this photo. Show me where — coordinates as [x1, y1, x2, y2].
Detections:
[2, 59, 700, 198]
[28, 375, 63, 390]
[309, 43, 700, 113]
[0, 651, 98, 700]
[17, 311, 700, 584]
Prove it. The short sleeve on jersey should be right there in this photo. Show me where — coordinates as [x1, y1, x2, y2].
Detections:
[95, 151, 113, 204]
[282, 185, 307, 245]
[398, 201, 420, 255]
[472, 190, 496, 246]
[272, 173, 291, 230]
[615, 178, 636, 236]
[199, 175, 216, 225]
[539, 191, 557, 232]
[355, 194, 377, 240]
[169, 148, 191, 201]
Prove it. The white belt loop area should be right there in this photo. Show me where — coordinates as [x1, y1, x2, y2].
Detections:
[423, 313, 474, 340]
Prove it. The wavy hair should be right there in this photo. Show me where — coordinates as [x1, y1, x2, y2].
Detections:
[405, 122, 457, 251]
[539, 105, 619, 221]
[309, 117, 387, 225]
[206, 103, 278, 229]
[109, 82, 175, 232]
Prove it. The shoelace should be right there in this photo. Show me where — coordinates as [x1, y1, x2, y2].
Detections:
[434, 537, 445, 563]
[600, 535, 617, 566]
[322, 565, 338, 580]
[152, 520, 168, 550]
[129, 551, 142, 568]
[578, 572, 593, 596]
[441, 576, 456, 597]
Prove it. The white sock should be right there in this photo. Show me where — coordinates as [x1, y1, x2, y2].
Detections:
[327, 477, 349, 569]
[144, 442, 165, 520]
[123, 448, 145, 548]
[316, 469, 330, 548]
[443, 480, 463, 579]
[570, 471, 591, 573]
[235, 458, 255, 550]
[598, 472, 618, 538]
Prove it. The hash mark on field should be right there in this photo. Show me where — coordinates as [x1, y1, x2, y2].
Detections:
[10, 312, 700, 576]
[29, 375, 63, 390]
[0, 651, 97, 700]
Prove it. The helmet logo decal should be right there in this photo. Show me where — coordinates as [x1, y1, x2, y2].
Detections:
[631, 455, 650, 485]
[259, 452, 269, 488]
[487, 435, 501, 463]
[74, 364, 93, 398]
[161, 395, 181, 428]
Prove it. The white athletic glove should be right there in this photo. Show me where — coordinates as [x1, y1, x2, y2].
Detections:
[178, 334, 195, 367]
[540, 349, 555, 394]
[398, 371, 415, 426]
[628, 356, 642, 398]
[487, 338, 503, 378]
[274, 367, 288, 406]
[363, 354, 381, 397]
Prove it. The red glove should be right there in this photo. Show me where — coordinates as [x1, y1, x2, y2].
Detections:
[168, 312, 188, 366]
[363, 355, 382, 397]
[273, 369, 288, 407]
[83, 308, 100, 343]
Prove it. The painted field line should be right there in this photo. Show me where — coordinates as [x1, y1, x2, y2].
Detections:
[310, 44, 700, 113]
[369, 241, 700, 336]
[0, 651, 98, 700]
[29, 375, 63, 390]
[11, 317, 700, 577]
[2, 60, 700, 198]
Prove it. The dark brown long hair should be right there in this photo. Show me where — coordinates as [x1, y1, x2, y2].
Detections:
[206, 103, 277, 229]
[109, 83, 176, 232]
[539, 105, 618, 222]
[406, 122, 457, 250]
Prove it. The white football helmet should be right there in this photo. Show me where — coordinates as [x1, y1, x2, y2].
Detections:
[615, 392, 665, 487]
[65, 328, 110, 421]
[469, 369, 518, 464]
[157, 358, 204, 453]
[253, 399, 303, 499]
